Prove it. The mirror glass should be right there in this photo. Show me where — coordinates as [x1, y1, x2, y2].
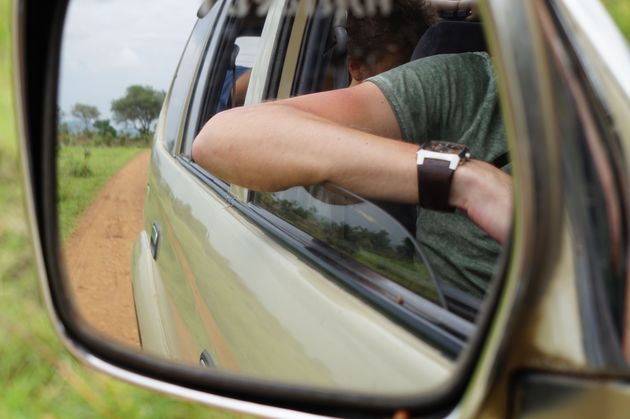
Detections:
[58, 0, 509, 396]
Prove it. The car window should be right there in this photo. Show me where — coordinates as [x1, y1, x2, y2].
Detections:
[253, 185, 442, 306]
[291, 6, 348, 95]
[249, 5, 478, 317]
[179, 4, 267, 158]
[185, 2, 495, 321]
[162, 2, 222, 154]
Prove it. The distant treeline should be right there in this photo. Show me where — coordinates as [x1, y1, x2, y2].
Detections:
[59, 85, 165, 146]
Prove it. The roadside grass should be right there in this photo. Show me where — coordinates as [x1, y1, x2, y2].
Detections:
[602, 0, 630, 40]
[0, 0, 239, 417]
[2, 1, 626, 418]
[57, 145, 145, 240]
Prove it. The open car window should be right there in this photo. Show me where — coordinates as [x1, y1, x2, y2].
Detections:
[182, 1, 491, 334]
[249, 4, 485, 320]
[179, 2, 266, 158]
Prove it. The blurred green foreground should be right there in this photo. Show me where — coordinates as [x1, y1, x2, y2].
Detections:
[0, 0, 628, 418]
[0, 0, 241, 417]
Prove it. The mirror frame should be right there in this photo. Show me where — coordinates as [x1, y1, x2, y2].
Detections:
[13, 0, 567, 416]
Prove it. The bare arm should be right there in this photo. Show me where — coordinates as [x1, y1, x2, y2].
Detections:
[193, 81, 406, 195]
[192, 81, 513, 243]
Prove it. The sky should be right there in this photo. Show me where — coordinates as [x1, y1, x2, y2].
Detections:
[59, 0, 201, 122]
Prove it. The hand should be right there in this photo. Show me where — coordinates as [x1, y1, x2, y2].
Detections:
[450, 160, 513, 244]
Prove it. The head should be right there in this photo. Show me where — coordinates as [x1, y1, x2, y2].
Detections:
[346, 0, 437, 84]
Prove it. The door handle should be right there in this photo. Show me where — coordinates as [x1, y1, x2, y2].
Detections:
[200, 350, 215, 368]
[150, 223, 160, 259]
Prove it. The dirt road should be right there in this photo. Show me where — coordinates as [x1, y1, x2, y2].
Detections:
[64, 150, 150, 348]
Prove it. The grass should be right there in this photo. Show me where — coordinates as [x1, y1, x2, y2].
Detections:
[57, 145, 144, 239]
[1, 1, 628, 417]
[0, 0, 241, 417]
[602, 0, 630, 41]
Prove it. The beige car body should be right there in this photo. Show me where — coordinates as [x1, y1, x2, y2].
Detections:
[132, 0, 460, 395]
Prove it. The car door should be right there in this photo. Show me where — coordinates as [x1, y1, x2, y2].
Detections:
[136, 0, 477, 394]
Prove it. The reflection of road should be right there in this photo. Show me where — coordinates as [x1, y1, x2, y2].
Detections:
[64, 150, 150, 348]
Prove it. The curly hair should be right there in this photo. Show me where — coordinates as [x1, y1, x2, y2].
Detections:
[346, 0, 437, 76]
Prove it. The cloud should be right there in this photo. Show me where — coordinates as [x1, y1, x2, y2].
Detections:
[59, 0, 200, 117]
[111, 47, 142, 68]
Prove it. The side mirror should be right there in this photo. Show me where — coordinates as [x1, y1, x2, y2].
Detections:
[16, 0, 630, 417]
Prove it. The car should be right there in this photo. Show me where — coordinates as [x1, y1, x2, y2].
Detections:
[15, 0, 630, 417]
[132, 0, 487, 393]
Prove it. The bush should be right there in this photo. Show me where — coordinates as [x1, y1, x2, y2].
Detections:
[69, 160, 93, 178]
[69, 148, 93, 178]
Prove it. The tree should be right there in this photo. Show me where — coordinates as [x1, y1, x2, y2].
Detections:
[93, 119, 118, 146]
[71, 103, 100, 134]
[94, 119, 117, 138]
[111, 85, 165, 137]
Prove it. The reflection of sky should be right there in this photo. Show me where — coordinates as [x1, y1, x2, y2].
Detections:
[59, 0, 201, 121]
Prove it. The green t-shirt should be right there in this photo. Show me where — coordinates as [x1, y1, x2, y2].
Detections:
[368, 52, 507, 298]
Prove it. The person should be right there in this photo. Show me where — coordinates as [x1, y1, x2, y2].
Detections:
[217, 66, 251, 112]
[192, 13, 512, 295]
[345, 0, 436, 85]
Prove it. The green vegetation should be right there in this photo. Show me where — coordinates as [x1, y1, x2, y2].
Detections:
[57, 146, 144, 239]
[1, 1, 627, 417]
[71, 103, 100, 134]
[602, 0, 630, 41]
[0, 0, 238, 417]
[111, 85, 165, 138]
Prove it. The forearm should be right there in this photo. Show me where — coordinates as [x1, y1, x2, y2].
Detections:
[193, 104, 416, 199]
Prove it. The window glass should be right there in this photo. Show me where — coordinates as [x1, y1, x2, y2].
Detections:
[251, 4, 457, 311]
[180, 5, 266, 157]
[163, 3, 221, 154]
[292, 8, 348, 95]
[193, 2, 498, 318]
[216, 36, 260, 112]
[254, 185, 442, 306]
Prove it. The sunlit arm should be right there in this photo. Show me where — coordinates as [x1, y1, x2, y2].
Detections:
[192, 83, 513, 244]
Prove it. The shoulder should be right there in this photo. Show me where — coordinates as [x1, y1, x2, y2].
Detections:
[400, 52, 493, 80]
[369, 52, 492, 92]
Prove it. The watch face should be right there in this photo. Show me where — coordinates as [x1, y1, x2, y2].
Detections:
[422, 141, 469, 155]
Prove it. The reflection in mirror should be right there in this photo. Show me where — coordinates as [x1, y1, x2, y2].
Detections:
[58, 0, 201, 348]
[58, 0, 508, 396]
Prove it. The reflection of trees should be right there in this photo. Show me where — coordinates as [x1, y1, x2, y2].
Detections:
[256, 192, 438, 303]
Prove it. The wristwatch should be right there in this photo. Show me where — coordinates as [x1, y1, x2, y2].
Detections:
[416, 141, 471, 212]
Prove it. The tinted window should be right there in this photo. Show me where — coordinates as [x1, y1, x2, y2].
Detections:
[163, 3, 221, 153]
[250, 6, 451, 311]
[254, 185, 443, 305]
[180, 5, 266, 158]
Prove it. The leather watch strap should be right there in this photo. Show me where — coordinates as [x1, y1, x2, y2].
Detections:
[418, 158, 456, 212]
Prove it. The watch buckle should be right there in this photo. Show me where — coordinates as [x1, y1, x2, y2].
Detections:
[417, 150, 462, 170]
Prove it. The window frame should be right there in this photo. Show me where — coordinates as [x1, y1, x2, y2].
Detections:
[545, 0, 630, 366]
[177, 1, 236, 159]
[161, 0, 224, 155]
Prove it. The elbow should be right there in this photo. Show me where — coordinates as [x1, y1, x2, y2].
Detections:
[191, 127, 210, 168]
[192, 110, 235, 174]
